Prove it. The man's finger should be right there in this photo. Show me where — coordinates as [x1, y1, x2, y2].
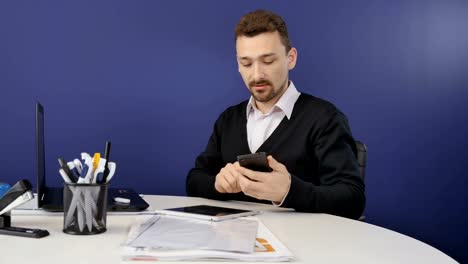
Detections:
[267, 155, 285, 172]
[215, 179, 227, 193]
[224, 172, 238, 192]
[238, 174, 262, 199]
[238, 166, 264, 182]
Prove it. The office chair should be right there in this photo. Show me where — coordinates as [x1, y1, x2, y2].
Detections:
[355, 140, 367, 221]
[355, 140, 367, 181]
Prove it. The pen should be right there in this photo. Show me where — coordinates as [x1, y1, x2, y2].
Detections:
[81, 153, 94, 183]
[58, 157, 77, 183]
[59, 169, 72, 183]
[105, 162, 116, 183]
[101, 141, 111, 183]
[67, 161, 82, 177]
[73, 159, 83, 174]
[80, 164, 89, 182]
[91, 153, 101, 183]
[92, 158, 106, 184]
[92, 153, 101, 171]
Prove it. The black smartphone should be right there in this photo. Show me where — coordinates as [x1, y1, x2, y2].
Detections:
[237, 152, 272, 172]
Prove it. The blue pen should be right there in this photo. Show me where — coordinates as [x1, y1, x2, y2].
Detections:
[95, 172, 103, 183]
[81, 153, 94, 183]
[80, 164, 89, 181]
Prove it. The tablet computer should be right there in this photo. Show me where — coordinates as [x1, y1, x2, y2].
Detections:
[155, 205, 259, 221]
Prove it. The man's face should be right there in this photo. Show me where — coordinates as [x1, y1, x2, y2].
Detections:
[236, 31, 296, 103]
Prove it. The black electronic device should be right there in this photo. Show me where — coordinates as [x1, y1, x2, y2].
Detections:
[155, 205, 259, 221]
[237, 152, 272, 172]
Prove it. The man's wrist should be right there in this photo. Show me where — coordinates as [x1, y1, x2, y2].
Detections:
[272, 173, 291, 207]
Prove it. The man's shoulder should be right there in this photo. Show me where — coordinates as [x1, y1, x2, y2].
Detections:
[225, 100, 249, 113]
[216, 100, 249, 122]
[297, 93, 340, 116]
[294, 93, 351, 131]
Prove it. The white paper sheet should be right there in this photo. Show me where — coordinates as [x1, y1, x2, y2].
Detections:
[122, 215, 294, 262]
[126, 214, 258, 253]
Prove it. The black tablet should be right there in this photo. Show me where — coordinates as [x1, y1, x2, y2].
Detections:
[155, 205, 259, 221]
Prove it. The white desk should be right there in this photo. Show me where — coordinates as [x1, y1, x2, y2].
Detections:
[3, 195, 457, 264]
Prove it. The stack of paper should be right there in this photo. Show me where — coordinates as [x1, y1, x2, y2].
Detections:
[121, 215, 294, 262]
[125, 214, 258, 253]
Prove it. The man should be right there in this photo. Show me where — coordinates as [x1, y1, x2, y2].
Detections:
[186, 9, 365, 219]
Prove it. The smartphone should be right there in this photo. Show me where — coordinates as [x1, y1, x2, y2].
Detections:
[237, 152, 272, 172]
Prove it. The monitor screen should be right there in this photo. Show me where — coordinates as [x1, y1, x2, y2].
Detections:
[35, 102, 46, 206]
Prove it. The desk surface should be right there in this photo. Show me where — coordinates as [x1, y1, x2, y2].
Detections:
[3, 195, 457, 264]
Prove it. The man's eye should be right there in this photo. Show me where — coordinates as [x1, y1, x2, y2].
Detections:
[264, 60, 274, 65]
[242, 63, 252, 67]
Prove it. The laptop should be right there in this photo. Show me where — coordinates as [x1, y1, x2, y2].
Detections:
[35, 102, 149, 212]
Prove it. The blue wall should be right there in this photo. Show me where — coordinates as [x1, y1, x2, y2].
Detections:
[1, 1, 467, 262]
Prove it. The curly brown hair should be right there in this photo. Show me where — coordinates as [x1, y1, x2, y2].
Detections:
[234, 9, 291, 53]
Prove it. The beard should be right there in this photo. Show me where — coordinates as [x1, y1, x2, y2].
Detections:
[248, 78, 288, 103]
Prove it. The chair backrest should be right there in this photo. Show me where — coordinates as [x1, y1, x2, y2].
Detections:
[355, 140, 367, 221]
[355, 140, 367, 180]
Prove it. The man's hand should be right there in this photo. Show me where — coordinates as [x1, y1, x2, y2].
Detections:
[237, 156, 291, 203]
[214, 162, 242, 193]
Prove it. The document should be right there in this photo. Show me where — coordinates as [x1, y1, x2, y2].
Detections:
[126, 214, 258, 253]
[121, 215, 294, 262]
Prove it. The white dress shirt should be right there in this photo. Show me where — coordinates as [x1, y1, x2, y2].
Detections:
[246, 81, 300, 206]
[246, 81, 301, 153]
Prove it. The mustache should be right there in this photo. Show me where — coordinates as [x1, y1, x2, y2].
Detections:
[249, 79, 272, 87]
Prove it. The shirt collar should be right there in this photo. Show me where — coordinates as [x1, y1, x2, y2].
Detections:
[246, 81, 301, 119]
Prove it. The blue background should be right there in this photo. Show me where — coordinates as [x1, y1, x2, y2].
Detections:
[0, 1, 467, 262]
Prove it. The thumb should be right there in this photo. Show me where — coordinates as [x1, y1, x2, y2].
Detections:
[267, 155, 284, 172]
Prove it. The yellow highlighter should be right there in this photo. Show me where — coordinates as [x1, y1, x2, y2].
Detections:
[92, 153, 101, 171]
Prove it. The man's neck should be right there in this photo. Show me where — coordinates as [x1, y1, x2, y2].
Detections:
[255, 81, 289, 114]
[255, 99, 278, 114]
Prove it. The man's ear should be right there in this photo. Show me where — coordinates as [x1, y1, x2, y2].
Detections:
[287, 48, 298, 70]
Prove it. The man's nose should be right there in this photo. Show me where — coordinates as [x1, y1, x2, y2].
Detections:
[252, 63, 265, 80]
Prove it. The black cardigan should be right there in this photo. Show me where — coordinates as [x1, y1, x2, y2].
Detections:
[186, 93, 365, 219]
